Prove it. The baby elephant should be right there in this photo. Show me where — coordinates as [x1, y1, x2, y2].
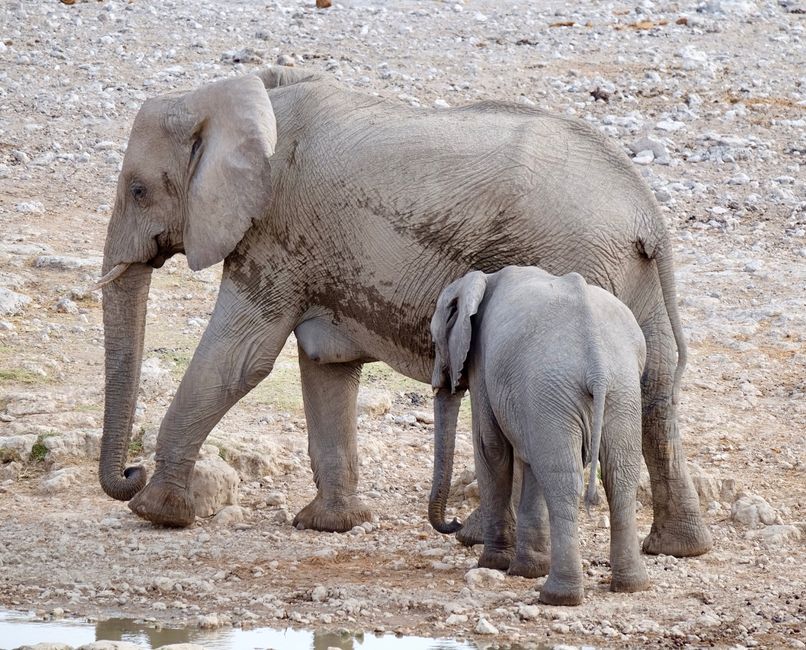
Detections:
[429, 266, 650, 606]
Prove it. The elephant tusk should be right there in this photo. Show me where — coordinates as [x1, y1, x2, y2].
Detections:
[93, 263, 131, 290]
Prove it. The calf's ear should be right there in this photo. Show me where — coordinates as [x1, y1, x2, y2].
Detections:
[430, 271, 487, 393]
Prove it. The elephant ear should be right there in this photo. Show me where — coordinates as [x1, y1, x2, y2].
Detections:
[430, 271, 488, 393]
[174, 75, 277, 271]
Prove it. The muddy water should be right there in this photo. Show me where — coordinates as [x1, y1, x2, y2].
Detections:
[0, 610, 490, 649]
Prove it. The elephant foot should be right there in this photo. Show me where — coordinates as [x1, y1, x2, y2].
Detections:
[128, 481, 195, 527]
[538, 574, 584, 607]
[642, 516, 712, 557]
[508, 551, 550, 578]
[610, 567, 650, 593]
[455, 507, 483, 546]
[478, 548, 513, 572]
[293, 494, 372, 533]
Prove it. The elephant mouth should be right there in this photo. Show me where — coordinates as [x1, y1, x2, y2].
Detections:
[149, 239, 184, 269]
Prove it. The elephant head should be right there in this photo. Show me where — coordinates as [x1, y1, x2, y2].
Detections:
[98, 75, 277, 502]
[427, 271, 487, 534]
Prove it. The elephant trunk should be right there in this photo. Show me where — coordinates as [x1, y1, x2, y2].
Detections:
[429, 388, 464, 534]
[99, 262, 153, 501]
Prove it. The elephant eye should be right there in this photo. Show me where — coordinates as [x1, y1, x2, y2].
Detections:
[130, 181, 147, 204]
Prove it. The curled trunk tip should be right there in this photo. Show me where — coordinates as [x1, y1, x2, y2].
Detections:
[100, 464, 147, 501]
[430, 514, 463, 535]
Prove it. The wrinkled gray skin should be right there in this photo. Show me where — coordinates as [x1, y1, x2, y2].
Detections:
[429, 267, 650, 606]
[99, 66, 711, 557]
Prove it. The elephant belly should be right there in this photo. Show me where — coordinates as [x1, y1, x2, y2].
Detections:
[295, 317, 372, 364]
[295, 314, 432, 382]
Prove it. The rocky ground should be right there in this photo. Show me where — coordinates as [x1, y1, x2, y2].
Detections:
[1, 0, 805, 648]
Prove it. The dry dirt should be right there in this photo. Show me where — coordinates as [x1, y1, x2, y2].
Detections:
[1, 1, 805, 649]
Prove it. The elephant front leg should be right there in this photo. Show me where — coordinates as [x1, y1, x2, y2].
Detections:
[129, 282, 297, 527]
[473, 396, 515, 571]
[292, 352, 372, 532]
[508, 464, 551, 578]
[640, 315, 712, 557]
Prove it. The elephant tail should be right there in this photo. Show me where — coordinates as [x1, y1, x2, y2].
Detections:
[639, 229, 688, 405]
[585, 380, 606, 514]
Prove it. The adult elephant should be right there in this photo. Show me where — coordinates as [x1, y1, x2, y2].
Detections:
[97, 67, 710, 557]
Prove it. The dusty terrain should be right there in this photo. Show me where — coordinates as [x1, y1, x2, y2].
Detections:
[1, 0, 804, 648]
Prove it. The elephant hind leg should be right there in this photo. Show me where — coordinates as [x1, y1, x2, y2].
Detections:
[508, 463, 550, 578]
[600, 408, 649, 593]
[639, 305, 712, 557]
[292, 352, 372, 533]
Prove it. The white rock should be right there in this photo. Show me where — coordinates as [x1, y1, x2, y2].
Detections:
[679, 45, 711, 70]
[357, 387, 392, 417]
[0, 435, 38, 460]
[40, 467, 82, 494]
[446, 613, 468, 625]
[265, 491, 286, 506]
[746, 524, 802, 546]
[728, 172, 751, 185]
[311, 585, 328, 602]
[464, 567, 505, 589]
[0, 288, 32, 315]
[410, 410, 433, 424]
[731, 493, 777, 528]
[34, 255, 101, 270]
[55, 298, 79, 314]
[700, 0, 760, 16]
[475, 617, 498, 634]
[629, 136, 670, 164]
[433, 99, 450, 109]
[211, 505, 245, 526]
[15, 201, 44, 213]
[191, 455, 240, 518]
[518, 604, 540, 620]
[655, 119, 686, 132]
[633, 149, 655, 165]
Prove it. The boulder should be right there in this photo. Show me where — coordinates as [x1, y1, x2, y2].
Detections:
[191, 454, 240, 517]
[731, 492, 778, 528]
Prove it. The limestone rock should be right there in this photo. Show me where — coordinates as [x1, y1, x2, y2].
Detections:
[191, 455, 240, 518]
[464, 567, 505, 589]
[0, 434, 38, 460]
[746, 524, 802, 546]
[34, 255, 101, 271]
[0, 460, 22, 481]
[357, 387, 392, 417]
[211, 505, 245, 526]
[731, 492, 778, 528]
[689, 462, 738, 505]
[40, 467, 82, 494]
[475, 617, 498, 634]
[0, 287, 31, 315]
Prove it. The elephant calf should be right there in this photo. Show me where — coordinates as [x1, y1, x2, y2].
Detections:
[429, 266, 650, 606]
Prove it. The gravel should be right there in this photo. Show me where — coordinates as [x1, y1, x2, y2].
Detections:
[0, 1, 804, 648]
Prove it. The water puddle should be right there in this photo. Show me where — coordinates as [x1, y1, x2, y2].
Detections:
[0, 610, 488, 649]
